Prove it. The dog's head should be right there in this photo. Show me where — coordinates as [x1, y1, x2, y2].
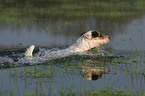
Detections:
[80, 30, 110, 50]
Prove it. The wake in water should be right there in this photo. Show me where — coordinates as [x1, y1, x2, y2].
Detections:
[0, 46, 112, 67]
[0, 30, 111, 68]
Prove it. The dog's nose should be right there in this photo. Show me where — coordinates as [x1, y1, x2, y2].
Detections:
[105, 36, 110, 39]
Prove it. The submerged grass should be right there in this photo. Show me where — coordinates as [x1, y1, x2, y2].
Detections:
[0, 50, 144, 96]
[58, 87, 143, 96]
[81, 89, 134, 96]
[22, 64, 57, 79]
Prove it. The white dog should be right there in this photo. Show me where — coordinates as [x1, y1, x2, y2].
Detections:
[24, 30, 110, 61]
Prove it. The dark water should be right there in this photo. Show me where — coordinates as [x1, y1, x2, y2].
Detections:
[0, 14, 145, 95]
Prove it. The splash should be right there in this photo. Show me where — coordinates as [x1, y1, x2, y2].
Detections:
[0, 47, 112, 68]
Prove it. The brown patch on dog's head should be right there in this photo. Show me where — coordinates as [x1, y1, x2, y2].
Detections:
[91, 31, 105, 40]
[80, 30, 107, 40]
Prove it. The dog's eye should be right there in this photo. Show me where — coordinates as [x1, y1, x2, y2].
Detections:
[92, 32, 99, 37]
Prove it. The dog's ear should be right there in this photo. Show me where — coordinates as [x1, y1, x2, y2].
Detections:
[80, 32, 92, 39]
[80, 32, 86, 37]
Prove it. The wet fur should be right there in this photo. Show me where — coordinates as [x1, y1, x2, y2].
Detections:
[24, 30, 110, 58]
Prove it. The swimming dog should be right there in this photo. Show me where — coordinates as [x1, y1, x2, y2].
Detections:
[24, 30, 110, 59]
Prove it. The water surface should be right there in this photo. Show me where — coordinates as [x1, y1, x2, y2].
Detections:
[0, 7, 145, 96]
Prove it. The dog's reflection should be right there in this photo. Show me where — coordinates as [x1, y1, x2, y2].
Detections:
[80, 59, 109, 81]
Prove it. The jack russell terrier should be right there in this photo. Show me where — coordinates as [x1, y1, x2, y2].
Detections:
[24, 30, 110, 61]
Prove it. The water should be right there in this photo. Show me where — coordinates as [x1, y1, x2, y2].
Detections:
[111, 15, 145, 50]
[0, 14, 145, 96]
